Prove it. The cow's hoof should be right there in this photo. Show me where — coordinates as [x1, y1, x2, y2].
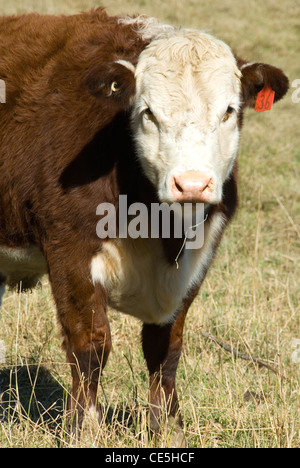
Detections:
[64, 406, 103, 447]
[165, 416, 188, 448]
[79, 407, 103, 447]
[153, 416, 188, 448]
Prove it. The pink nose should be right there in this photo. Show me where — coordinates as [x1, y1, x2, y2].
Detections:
[171, 171, 215, 202]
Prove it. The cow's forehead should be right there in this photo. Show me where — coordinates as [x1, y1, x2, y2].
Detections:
[145, 30, 235, 63]
[134, 29, 241, 120]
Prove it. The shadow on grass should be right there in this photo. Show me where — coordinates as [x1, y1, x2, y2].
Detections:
[0, 365, 65, 430]
[0, 364, 135, 444]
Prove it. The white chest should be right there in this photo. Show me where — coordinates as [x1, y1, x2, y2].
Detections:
[91, 213, 224, 324]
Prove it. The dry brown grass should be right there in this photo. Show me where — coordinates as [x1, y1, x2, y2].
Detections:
[0, 0, 299, 448]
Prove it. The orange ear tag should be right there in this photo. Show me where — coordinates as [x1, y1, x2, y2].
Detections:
[255, 86, 275, 112]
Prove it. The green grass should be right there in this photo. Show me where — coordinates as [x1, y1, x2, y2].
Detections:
[0, 0, 299, 448]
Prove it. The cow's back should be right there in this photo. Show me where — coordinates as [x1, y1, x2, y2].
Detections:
[0, 9, 145, 249]
[0, 9, 121, 101]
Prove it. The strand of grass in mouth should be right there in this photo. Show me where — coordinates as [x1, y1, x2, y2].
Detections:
[174, 213, 208, 269]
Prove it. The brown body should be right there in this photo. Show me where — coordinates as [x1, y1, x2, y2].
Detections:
[0, 8, 288, 440]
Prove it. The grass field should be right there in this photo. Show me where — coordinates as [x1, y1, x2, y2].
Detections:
[0, 0, 299, 448]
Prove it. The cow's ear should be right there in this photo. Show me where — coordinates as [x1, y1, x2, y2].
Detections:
[238, 60, 289, 108]
[85, 60, 136, 109]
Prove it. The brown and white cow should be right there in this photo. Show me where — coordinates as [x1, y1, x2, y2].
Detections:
[0, 8, 288, 444]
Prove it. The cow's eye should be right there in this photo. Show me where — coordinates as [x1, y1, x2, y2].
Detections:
[144, 107, 153, 117]
[143, 107, 157, 124]
[222, 106, 234, 123]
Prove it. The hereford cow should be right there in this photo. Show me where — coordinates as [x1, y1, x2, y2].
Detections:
[0, 8, 288, 445]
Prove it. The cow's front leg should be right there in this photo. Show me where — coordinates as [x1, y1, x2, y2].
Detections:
[49, 263, 111, 435]
[65, 291, 111, 434]
[142, 308, 190, 447]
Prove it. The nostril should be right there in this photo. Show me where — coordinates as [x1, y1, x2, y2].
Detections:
[174, 179, 183, 193]
[202, 179, 210, 192]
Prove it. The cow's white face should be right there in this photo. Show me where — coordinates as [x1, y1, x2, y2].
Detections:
[131, 29, 242, 204]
